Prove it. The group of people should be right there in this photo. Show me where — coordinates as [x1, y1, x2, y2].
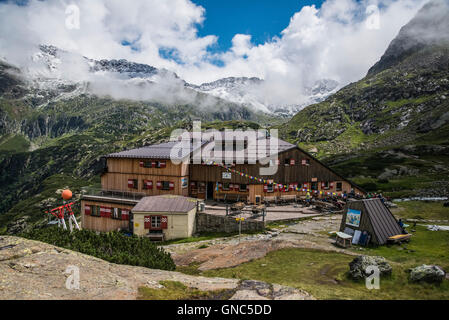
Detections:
[366, 192, 388, 203]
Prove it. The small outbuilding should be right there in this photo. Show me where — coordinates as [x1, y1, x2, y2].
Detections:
[132, 195, 198, 241]
[339, 198, 403, 246]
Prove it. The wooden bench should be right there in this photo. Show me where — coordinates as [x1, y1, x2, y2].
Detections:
[252, 204, 266, 214]
[335, 232, 352, 248]
[264, 196, 278, 206]
[224, 193, 241, 203]
[147, 232, 165, 242]
[314, 200, 338, 212]
[388, 234, 412, 244]
[280, 195, 297, 204]
[215, 193, 226, 202]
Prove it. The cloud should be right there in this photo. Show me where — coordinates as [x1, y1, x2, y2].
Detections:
[0, 0, 429, 108]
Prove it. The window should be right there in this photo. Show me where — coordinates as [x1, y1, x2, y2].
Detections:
[190, 181, 198, 194]
[128, 179, 138, 189]
[311, 182, 318, 190]
[239, 184, 247, 192]
[322, 181, 330, 189]
[151, 216, 161, 229]
[112, 208, 121, 220]
[198, 182, 206, 194]
[336, 182, 343, 191]
[143, 180, 153, 190]
[223, 183, 230, 191]
[143, 161, 152, 168]
[267, 184, 274, 193]
[284, 158, 290, 166]
[302, 159, 310, 166]
[91, 205, 100, 217]
[157, 161, 167, 168]
[162, 181, 170, 190]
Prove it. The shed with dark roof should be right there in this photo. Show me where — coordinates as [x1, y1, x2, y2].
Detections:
[131, 195, 198, 240]
[339, 198, 404, 245]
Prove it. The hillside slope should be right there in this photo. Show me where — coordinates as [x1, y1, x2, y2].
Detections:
[0, 54, 275, 231]
[281, 0, 449, 197]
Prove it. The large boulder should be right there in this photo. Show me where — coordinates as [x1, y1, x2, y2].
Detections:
[410, 265, 445, 283]
[349, 255, 392, 280]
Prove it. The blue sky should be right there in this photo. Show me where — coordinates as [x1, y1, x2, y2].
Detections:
[0, 0, 425, 96]
[192, 0, 325, 52]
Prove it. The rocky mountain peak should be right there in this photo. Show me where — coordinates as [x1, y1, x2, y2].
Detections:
[368, 0, 449, 75]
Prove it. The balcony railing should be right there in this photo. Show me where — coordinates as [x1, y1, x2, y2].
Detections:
[81, 187, 146, 201]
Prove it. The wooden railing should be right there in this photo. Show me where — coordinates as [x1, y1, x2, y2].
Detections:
[81, 187, 146, 201]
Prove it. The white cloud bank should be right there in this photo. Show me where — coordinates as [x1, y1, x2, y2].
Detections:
[0, 0, 428, 107]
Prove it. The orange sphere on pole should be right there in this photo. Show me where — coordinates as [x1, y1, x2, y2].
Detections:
[62, 189, 73, 201]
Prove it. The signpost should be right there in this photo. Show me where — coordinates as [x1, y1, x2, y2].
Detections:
[235, 217, 245, 243]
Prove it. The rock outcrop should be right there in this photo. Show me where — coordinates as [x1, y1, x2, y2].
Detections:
[348, 255, 392, 280]
[0, 236, 313, 300]
[410, 265, 446, 283]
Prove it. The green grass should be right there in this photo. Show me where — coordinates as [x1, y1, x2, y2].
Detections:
[0, 134, 30, 153]
[203, 239, 449, 300]
[137, 281, 234, 300]
[199, 202, 449, 300]
[392, 201, 449, 221]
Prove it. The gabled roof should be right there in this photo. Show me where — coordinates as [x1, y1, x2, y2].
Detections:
[107, 141, 206, 160]
[106, 133, 295, 161]
[132, 195, 197, 213]
[363, 198, 403, 245]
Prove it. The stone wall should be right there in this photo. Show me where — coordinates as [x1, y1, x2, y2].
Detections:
[195, 213, 265, 233]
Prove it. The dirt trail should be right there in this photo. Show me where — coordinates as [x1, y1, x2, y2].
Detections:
[169, 215, 359, 271]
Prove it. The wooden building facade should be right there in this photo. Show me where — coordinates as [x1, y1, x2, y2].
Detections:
[80, 134, 365, 234]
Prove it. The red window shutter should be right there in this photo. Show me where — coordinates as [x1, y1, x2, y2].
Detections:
[169, 182, 175, 190]
[247, 185, 250, 191]
[152, 161, 157, 168]
[290, 184, 294, 191]
[263, 184, 268, 192]
[139, 161, 144, 167]
[128, 179, 134, 188]
[160, 162, 167, 168]
[290, 159, 295, 166]
[330, 182, 334, 188]
[144, 216, 151, 229]
[302, 159, 307, 165]
[156, 181, 162, 190]
[218, 183, 223, 190]
[143, 180, 153, 190]
[161, 216, 168, 229]
[84, 205, 91, 215]
[121, 210, 129, 221]
[99, 207, 105, 217]
[321, 182, 325, 188]
[303, 183, 308, 189]
[235, 185, 240, 191]
[104, 207, 112, 218]
[229, 184, 234, 190]
[274, 184, 279, 191]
